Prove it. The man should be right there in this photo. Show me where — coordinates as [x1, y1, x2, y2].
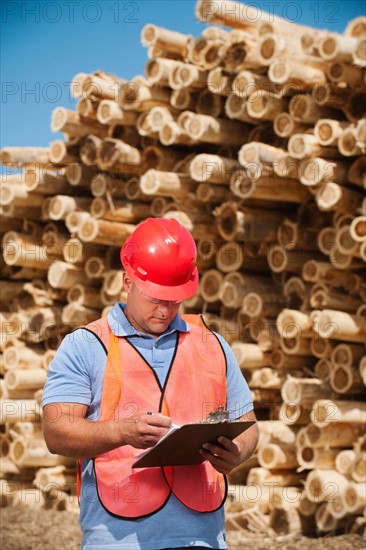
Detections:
[43, 217, 258, 550]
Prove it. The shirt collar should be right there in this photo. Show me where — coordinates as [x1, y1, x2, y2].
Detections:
[107, 302, 189, 338]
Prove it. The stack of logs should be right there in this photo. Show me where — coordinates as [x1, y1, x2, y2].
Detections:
[0, 0, 365, 539]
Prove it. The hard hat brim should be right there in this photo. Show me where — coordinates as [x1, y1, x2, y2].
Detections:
[125, 264, 199, 302]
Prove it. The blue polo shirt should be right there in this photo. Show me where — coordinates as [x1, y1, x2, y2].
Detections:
[42, 303, 254, 550]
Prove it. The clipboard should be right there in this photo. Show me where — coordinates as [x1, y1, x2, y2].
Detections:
[132, 420, 254, 468]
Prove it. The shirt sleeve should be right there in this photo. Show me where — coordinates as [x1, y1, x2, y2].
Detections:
[42, 328, 104, 408]
[217, 335, 254, 420]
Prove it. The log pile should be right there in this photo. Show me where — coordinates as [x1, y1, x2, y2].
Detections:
[0, 0, 365, 536]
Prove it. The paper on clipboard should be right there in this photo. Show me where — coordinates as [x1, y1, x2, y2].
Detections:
[132, 420, 254, 468]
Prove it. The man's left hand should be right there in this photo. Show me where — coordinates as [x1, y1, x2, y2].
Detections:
[200, 436, 241, 475]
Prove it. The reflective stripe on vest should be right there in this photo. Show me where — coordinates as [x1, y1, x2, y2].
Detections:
[85, 314, 228, 518]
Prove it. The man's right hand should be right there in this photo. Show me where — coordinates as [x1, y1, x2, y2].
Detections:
[119, 413, 172, 449]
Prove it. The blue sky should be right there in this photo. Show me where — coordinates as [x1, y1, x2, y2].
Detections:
[1, 0, 365, 148]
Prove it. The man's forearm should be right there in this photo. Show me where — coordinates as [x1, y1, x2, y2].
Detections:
[43, 404, 172, 459]
[43, 413, 124, 459]
[236, 423, 259, 463]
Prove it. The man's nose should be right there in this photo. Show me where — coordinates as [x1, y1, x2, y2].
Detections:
[157, 301, 173, 313]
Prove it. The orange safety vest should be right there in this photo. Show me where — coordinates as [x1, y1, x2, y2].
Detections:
[82, 313, 228, 518]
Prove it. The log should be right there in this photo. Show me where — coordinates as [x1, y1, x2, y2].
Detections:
[350, 216, 366, 242]
[47, 261, 86, 289]
[90, 172, 127, 198]
[273, 112, 308, 138]
[5, 369, 47, 391]
[277, 219, 316, 251]
[3, 345, 44, 371]
[49, 140, 79, 165]
[2, 232, 53, 270]
[65, 162, 96, 188]
[268, 245, 315, 275]
[351, 453, 366, 483]
[230, 169, 309, 203]
[239, 142, 286, 165]
[62, 303, 100, 326]
[48, 195, 92, 221]
[119, 78, 171, 112]
[84, 257, 107, 279]
[144, 145, 186, 173]
[102, 270, 124, 297]
[269, 57, 326, 88]
[302, 259, 352, 288]
[207, 67, 235, 96]
[280, 336, 312, 357]
[314, 119, 350, 146]
[96, 138, 141, 175]
[247, 90, 288, 121]
[66, 284, 104, 310]
[216, 241, 268, 273]
[305, 469, 349, 503]
[311, 399, 366, 427]
[224, 94, 259, 124]
[283, 276, 311, 312]
[247, 467, 305, 487]
[232, 69, 270, 99]
[0, 147, 50, 166]
[196, 89, 223, 117]
[231, 343, 270, 369]
[62, 237, 103, 266]
[78, 218, 135, 246]
[258, 443, 298, 470]
[64, 211, 91, 235]
[241, 291, 285, 319]
[331, 342, 365, 368]
[335, 450, 357, 476]
[170, 89, 196, 111]
[9, 437, 67, 468]
[220, 271, 274, 309]
[338, 127, 364, 157]
[159, 121, 194, 146]
[250, 367, 303, 390]
[51, 107, 106, 138]
[185, 113, 249, 145]
[313, 83, 351, 109]
[297, 446, 339, 471]
[24, 167, 70, 195]
[359, 356, 366, 386]
[189, 153, 239, 184]
[288, 134, 340, 160]
[81, 71, 125, 100]
[344, 482, 366, 515]
[90, 197, 150, 223]
[188, 36, 226, 70]
[140, 169, 196, 197]
[276, 309, 313, 339]
[318, 33, 360, 63]
[312, 309, 366, 343]
[215, 203, 283, 243]
[310, 286, 362, 313]
[97, 100, 138, 127]
[141, 24, 190, 56]
[0, 399, 41, 424]
[199, 269, 223, 303]
[299, 157, 349, 186]
[281, 377, 331, 407]
[34, 464, 76, 492]
[327, 61, 364, 84]
[314, 503, 340, 533]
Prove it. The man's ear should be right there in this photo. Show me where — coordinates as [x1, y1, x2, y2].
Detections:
[122, 272, 132, 293]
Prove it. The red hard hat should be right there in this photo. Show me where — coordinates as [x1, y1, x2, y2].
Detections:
[120, 218, 199, 301]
